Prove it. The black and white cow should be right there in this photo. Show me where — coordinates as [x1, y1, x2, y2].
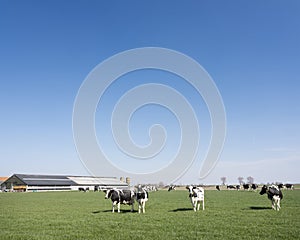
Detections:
[216, 185, 220, 191]
[243, 184, 250, 190]
[227, 185, 236, 190]
[285, 184, 294, 190]
[186, 185, 205, 211]
[105, 189, 135, 213]
[168, 185, 176, 191]
[144, 185, 158, 192]
[78, 187, 88, 192]
[251, 184, 259, 191]
[259, 185, 283, 211]
[277, 183, 284, 189]
[135, 185, 149, 214]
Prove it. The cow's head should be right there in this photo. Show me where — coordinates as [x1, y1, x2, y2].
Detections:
[105, 189, 112, 199]
[259, 185, 268, 195]
[186, 185, 194, 196]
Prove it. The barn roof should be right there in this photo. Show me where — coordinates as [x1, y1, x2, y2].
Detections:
[2, 174, 128, 187]
[68, 176, 128, 186]
[0, 177, 8, 184]
[13, 174, 76, 186]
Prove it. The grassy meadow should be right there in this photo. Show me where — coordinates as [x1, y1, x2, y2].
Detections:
[0, 189, 299, 240]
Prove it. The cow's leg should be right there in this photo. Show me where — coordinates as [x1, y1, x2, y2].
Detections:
[142, 200, 146, 213]
[271, 199, 275, 210]
[190, 197, 196, 212]
[117, 202, 121, 213]
[197, 201, 200, 211]
[112, 201, 116, 213]
[131, 203, 134, 212]
[138, 201, 141, 214]
[274, 197, 280, 211]
[193, 199, 197, 212]
[202, 199, 205, 210]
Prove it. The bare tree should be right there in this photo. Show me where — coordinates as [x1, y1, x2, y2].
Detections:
[238, 177, 244, 185]
[247, 176, 254, 184]
[220, 177, 226, 185]
[158, 181, 165, 188]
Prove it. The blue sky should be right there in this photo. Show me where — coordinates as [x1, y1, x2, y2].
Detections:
[1, 1, 299, 185]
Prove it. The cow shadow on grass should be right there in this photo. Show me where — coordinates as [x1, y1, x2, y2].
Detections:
[92, 209, 138, 214]
[170, 208, 193, 212]
[245, 206, 272, 211]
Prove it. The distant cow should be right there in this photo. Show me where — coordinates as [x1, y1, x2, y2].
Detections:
[260, 185, 283, 211]
[285, 184, 294, 190]
[251, 184, 258, 191]
[227, 185, 236, 190]
[186, 185, 205, 211]
[243, 184, 250, 190]
[78, 187, 86, 192]
[216, 185, 220, 191]
[277, 183, 284, 189]
[105, 189, 135, 213]
[136, 185, 149, 214]
[236, 185, 240, 190]
[168, 185, 176, 191]
[143, 185, 158, 192]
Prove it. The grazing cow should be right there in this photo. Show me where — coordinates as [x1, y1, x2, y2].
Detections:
[243, 184, 250, 190]
[260, 185, 283, 211]
[136, 185, 149, 214]
[236, 185, 240, 190]
[285, 184, 294, 190]
[216, 185, 220, 191]
[168, 185, 176, 191]
[186, 186, 205, 211]
[105, 189, 135, 213]
[227, 185, 236, 190]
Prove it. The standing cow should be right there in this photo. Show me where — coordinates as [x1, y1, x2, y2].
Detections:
[243, 184, 250, 190]
[259, 185, 283, 211]
[186, 185, 205, 211]
[284, 184, 294, 190]
[105, 189, 135, 213]
[251, 184, 259, 191]
[136, 185, 149, 214]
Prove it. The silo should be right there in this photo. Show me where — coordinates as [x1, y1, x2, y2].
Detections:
[125, 177, 131, 186]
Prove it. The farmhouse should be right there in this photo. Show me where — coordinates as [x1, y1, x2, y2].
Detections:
[1, 173, 128, 192]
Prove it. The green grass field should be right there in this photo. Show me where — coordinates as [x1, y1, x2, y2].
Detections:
[0, 189, 299, 240]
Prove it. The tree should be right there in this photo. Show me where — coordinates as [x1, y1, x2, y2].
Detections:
[247, 176, 254, 184]
[158, 181, 165, 188]
[220, 177, 226, 185]
[238, 177, 244, 185]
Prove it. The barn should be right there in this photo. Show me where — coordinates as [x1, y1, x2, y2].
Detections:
[1, 174, 128, 192]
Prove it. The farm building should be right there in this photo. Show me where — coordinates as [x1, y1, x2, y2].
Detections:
[0, 177, 8, 191]
[1, 174, 128, 192]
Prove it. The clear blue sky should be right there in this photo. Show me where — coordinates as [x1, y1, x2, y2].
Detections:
[1, 1, 299, 185]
